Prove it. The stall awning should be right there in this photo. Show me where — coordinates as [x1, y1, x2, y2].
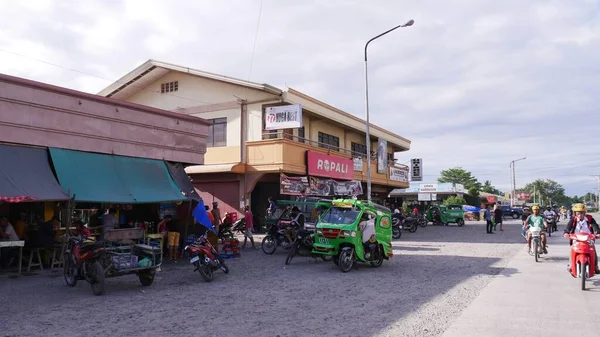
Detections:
[49, 148, 187, 203]
[165, 162, 200, 201]
[0, 144, 69, 202]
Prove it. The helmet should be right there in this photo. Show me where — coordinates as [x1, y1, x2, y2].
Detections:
[394, 209, 400, 214]
[572, 203, 587, 212]
[546, 206, 551, 210]
[532, 205, 540, 211]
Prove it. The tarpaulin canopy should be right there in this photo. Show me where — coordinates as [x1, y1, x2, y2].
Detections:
[0, 144, 69, 202]
[49, 148, 187, 204]
[165, 161, 201, 201]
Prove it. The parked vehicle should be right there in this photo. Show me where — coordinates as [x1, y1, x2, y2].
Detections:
[528, 227, 545, 262]
[312, 199, 393, 273]
[567, 232, 597, 290]
[501, 205, 523, 219]
[426, 205, 465, 227]
[63, 235, 107, 296]
[400, 216, 419, 233]
[417, 213, 428, 227]
[184, 232, 229, 282]
[392, 217, 402, 239]
[285, 229, 332, 265]
[261, 221, 296, 254]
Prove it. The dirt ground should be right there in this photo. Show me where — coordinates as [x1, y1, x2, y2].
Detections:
[1, 219, 526, 337]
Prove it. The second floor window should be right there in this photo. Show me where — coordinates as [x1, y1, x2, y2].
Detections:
[208, 118, 227, 147]
[387, 153, 395, 163]
[160, 81, 178, 93]
[297, 127, 305, 141]
[351, 142, 367, 157]
[318, 132, 339, 151]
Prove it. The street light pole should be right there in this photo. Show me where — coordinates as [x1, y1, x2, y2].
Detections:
[364, 19, 414, 203]
[510, 157, 526, 207]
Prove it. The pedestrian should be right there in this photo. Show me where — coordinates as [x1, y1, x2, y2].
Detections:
[242, 206, 256, 249]
[211, 202, 222, 234]
[493, 204, 503, 231]
[165, 216, 180, 261]
[485, 206, 494, 234]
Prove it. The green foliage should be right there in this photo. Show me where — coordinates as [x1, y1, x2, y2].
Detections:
[401, 201, 410, 215]
[438, 167, 482, 192]
[481, 180, 502, 195]
[522, 179, 568, 205]
[443, 196, 467, 206]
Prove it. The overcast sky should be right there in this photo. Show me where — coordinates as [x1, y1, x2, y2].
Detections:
[1, 0, 599, 197]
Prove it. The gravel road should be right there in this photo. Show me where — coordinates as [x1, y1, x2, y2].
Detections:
[1, 219, 528, 337]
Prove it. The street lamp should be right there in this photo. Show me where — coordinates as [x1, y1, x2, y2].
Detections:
[510, 157, 526, 207]
[364, 19, 414, 203]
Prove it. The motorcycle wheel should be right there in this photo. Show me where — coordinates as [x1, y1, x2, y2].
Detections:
[409, 223, 417, 233]
[581, 262, 587, 290]
[392, 227, 402, 239]
[198, 261, 214, 282]
[418, 219, 427, 227]
[90, 261, 106, 296]
[533, 241, 539, 263]
[63, 254, 78, 287]
[369, 246, 384, 268]
[457, 219, 465, 227]
[261, 236, 277, 255]
[285, 241, 300, 265]
[138, 271, 155, 286]
[219, 260, 229, 274]
[338, 248, 354, 273]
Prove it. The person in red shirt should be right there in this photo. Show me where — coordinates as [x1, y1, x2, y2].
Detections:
[74, 220, 91, 238]
[413, 207, 419, 215]
[242, 206, 256, 249]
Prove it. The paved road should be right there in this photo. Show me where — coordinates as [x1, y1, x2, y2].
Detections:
[0, 215, 596, 337]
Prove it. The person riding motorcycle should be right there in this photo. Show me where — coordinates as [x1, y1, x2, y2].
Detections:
[543, 206, 557, 231]
[563, 203, 600, 270]
[523, 205, 548, 254]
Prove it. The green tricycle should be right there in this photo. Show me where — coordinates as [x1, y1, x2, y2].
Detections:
[312, 199, 393, 273]
[426, 204, 465, 227]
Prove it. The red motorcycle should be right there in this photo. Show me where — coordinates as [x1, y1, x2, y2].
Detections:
[567, 232, 597, 290]
[184, 233, 229, 282]
[64, 235, 107, 295]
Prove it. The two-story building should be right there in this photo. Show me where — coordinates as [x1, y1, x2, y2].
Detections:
[99, 59, 411, 218]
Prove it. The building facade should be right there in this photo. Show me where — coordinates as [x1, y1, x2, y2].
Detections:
[99, 60, 411, 218]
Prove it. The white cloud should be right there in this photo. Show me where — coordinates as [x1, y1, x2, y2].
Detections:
[0, 0, 598, 196]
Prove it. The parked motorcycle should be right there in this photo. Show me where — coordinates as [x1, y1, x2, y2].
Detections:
[261, 222, 295, 254]
[528, 227, 546, 262]
[231, 218, 246, 236]
[392, 217, 402, 239]
[184, 233, 229, 282]
[401, 216, 418, 233]
[63, 235, 107, 296]
[416, 214, 428, 227]
[285, 229, 332, 264]
[567, 232, 598, 290]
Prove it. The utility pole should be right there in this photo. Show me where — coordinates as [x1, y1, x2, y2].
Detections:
[510, 157, 526, 207]
[591, 175, 600, 209]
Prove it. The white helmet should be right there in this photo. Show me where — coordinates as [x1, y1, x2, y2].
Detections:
[394, 209, 400, 214]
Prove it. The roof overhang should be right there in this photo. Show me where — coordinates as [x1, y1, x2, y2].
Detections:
[185, 163, 246, 175]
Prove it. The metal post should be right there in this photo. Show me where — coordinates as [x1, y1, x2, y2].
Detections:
[363, 19, 414, 204]
[510, 157, 526, 207]
[591, 175, 600, 209]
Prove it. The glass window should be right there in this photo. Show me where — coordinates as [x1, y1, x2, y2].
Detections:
[351, 142, 367, 157]
[297, 127, 305, 142]
[379, 215, 391, 229]
[318, 132, 339, 151]
[208, 118, 227, 147]
[321, 207, 360, 224]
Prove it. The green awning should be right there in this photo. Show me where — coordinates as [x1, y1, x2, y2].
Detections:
[49, 148, 187, 203]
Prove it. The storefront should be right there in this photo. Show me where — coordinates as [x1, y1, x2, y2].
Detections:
[388, 183, 466, 211]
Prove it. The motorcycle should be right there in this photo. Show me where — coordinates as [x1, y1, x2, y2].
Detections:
[401, 216, 418, 233]
[285, 229, 332, 265]
[261, 221, 295, 254]
[184, 233, 229, 282]
[63, 235, 107, 296]
[416, 214, 428, 227]
[392, 217, 402, 239]
[528, 227, 546, 262]
[231, 218, 246, 236]
[545, 215, 556, 236]
[567, 232, 597, 290]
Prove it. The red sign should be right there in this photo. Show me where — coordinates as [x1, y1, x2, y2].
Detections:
[487, 196, 497, 203]
[306, 151, 353, 180]
[516, 192, 531, 200]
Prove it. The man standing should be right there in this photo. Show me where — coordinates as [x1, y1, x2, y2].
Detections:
[485, 206, 494, 234]
[211, 202, 222, 234]
[242, 206, 256, 249]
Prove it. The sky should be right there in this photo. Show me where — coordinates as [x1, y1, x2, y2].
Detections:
[0, 0, 599, 197]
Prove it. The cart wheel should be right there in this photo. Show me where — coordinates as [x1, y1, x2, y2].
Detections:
[90, 261, 106, 296]
[457, 219, 465, 227]
[139, 271, 155, 286]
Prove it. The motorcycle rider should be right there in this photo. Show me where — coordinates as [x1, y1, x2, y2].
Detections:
[543, 206, 557, 231]
[523, 205, 548, 253]
[563, 203, 600, 270]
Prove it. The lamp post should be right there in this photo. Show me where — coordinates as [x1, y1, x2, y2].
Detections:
[510, 157, 526, 207]
[364, 19, 414, 203]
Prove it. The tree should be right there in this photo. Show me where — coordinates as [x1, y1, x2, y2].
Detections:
[522, 179, 568, 205]
[443, 196, 467, 206]
[438, 167, 482, 192]
[481, 180, 502, 195]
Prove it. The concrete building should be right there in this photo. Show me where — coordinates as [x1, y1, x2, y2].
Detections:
[99, 59, 411, 218]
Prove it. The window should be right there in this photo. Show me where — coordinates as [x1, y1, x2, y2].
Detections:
[379, 215, 391, 229]
[318, 132, 339, 151]
[387, 153, 395, 163]
[207, 118, 227, 147]
[160, 81, 179, 93]
[351, 142, 367, 157]
[297, 127, 305, 142]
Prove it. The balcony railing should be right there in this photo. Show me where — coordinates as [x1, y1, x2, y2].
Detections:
[260, 131, 408, 170]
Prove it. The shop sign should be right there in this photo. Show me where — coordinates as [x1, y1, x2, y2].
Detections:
[353, 157, 363, 171]
[418, 193, 431, 201]
[279, 173, 309, 196]
[411, 158, 422, 181]
[309, 176, 363, 196]
[265, 104, 303, 130]
[419, 183, 438, 193]
[487, 195, 497, 203]
[306, 151, 353, 180]
[515, 192, 531, 200]
[389, 167, 409, 182]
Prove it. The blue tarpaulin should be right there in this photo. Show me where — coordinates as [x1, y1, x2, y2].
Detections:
[463, 205, 481, 213]
[49, 148, 187, 203]
[192, 199, 214, 232]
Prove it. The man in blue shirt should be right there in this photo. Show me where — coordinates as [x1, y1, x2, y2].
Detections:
[485, 206, 494, 234]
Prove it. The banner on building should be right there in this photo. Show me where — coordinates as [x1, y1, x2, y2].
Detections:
[279, 174, 309, 195]
[309, 176, 363, 197]
[306, 151, 353, 180]
[377, 139, 388, 174]
[515, 192, 531, 200]
[353, 157, 363, 171]
[389, 167, 409, 182]
[265, 104, 303, 130]
[411, 158, 422, 181]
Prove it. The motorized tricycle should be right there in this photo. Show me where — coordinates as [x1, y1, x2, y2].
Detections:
[312, 199, 393, 273]
[426, 204, 465, 227]
[567, 232, 597, 290]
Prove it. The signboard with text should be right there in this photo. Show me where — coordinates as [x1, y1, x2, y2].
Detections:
[265, 104, 303, 130]
[306, 151, 353, 180]
[389, 167, 409, 182]
[411, 158, 422, 181]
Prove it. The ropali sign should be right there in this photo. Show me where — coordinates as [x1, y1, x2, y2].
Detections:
[306, 151, 353, 180]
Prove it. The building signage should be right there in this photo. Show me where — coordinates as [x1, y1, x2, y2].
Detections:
[377, 139, 388, 174]
[515, 192, 531, 200]
[309, 177, 363, 196]
[419, 183, 438, 193]
[389, 167, 409, 182]
[353, 157, 363, 171]
[265, 104, 303, 130]
[279, 174, 309, 196]
[307, 151, 353, 180]
[418, 193, 431, 201]
[411, 158, 422, 181]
